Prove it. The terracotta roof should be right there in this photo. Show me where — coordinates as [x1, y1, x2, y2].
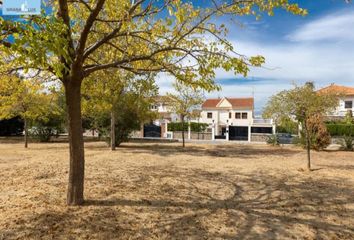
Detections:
[226, 98, 254, 109]
[318, 84, 354, 96]
[201, 98, 221, 108]
[202, 97, 254, 109]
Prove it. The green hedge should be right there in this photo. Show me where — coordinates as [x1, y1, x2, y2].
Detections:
[326, 124, 354, 136]
[168, 122, 208, 132]
[276, 126, 297, 134]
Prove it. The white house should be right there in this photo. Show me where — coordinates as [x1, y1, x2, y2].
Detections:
[141, 96, 179, 138]
[149, 96, 180, 125]
[318, 84, 354, 118]
[199, 97, 274, 141]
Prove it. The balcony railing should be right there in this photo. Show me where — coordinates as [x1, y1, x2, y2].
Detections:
[328, 110, 352, 117]
[253, 119, 272, 124]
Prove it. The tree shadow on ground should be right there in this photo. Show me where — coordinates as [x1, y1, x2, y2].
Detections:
[318, 164, 354, 171]
[2, 167, 353, 240]
[117, 143, 301, 159]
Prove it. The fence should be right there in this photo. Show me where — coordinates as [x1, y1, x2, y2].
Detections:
[171, 131, 212, 140]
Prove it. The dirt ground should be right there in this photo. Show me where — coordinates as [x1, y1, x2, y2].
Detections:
[0, 141, 353, 240]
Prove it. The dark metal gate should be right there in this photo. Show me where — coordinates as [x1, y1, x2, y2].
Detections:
[229, 126, 248, 141]
[144, 124, 161, 138]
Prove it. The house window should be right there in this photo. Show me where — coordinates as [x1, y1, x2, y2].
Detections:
[207, 112, 213, 118]
[229, 112, 232, 118]
[235, 112, 241, 119]
[345, 101, 353, 109]
[242, 112, 248, 119]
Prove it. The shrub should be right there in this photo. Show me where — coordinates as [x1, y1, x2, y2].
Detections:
[296, 115, 331, 150]
[168, 122, 187, 131]
[168, 122, 208, 132]
[191, 122, 208, 132]
[306, 114, 331, 150]
[29, 117, 64, 142]
[340, 135, 354, 151]
[326, 123, 354, 136]
[344, 110, 354, 124]
[29, 126, 56, 142]
[266, 134, 279, 146]
[276, 117, 298, 134]
[97, 103, 142, 147]
[114, 109, 140, 146]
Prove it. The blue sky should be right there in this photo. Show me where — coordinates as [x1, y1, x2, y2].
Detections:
[158, 0, 354, 114]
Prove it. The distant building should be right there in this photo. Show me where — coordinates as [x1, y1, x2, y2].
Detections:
[200, 97, 274, 141]
[140, 96, 178, 138]
[141, 95, 275, 142]
[149, 96, 180, 125]
[318, 84, 354, 119]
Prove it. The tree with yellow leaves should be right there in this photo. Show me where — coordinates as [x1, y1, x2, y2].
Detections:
[0, 75, 58, 148]
[82, 69, 158, 150]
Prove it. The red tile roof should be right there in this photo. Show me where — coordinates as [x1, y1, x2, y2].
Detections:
[201, 97, 254, 109]
[318, 84, 354, 96]
[201, 98, 221, 108]
[226, 98, 254, 109]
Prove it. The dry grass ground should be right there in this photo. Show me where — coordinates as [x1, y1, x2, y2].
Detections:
[0, 141, 353, 240]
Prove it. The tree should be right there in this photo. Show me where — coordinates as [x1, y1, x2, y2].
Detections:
[168, 82, 204, 147]
[263, 82, 339, 170]
[1, 0, 307, 205]
[276, 116, 298, 134]
[29, 89, 66, 142]
[82, 70, 158, 149]
[111, 100, 141, 147]
[82, 69, 127, 151]
[0, 75, 59, 148]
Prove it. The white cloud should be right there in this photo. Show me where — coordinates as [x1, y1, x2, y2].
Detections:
[225, 40, 354, 85]
[287, 10, 354, 42]
[155, 73, 177, 94]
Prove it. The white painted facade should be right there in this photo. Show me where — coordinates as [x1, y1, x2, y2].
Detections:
[318, 85, 354, 118]
[150, 101, 170, 113]
[200, 109, 254, 130]
[199, 97, 274, 141]
[150, 98, 180, 125]
[330, 96, 354, 117]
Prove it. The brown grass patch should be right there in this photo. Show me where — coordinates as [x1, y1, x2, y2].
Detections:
[0, 142, 353, 239]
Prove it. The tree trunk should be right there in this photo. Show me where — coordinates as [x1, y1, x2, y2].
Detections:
[64, 80, 85, 205]
[24, 118, 28, 148]
[306, 139, 311, 171]
[181, 114, 185, 148]
[197, 120, 200, 140]
[304, 122, 311, 171]
[110, 110, 116, 151]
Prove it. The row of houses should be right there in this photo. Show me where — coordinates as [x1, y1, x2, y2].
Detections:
[140, 84, 354, 142]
